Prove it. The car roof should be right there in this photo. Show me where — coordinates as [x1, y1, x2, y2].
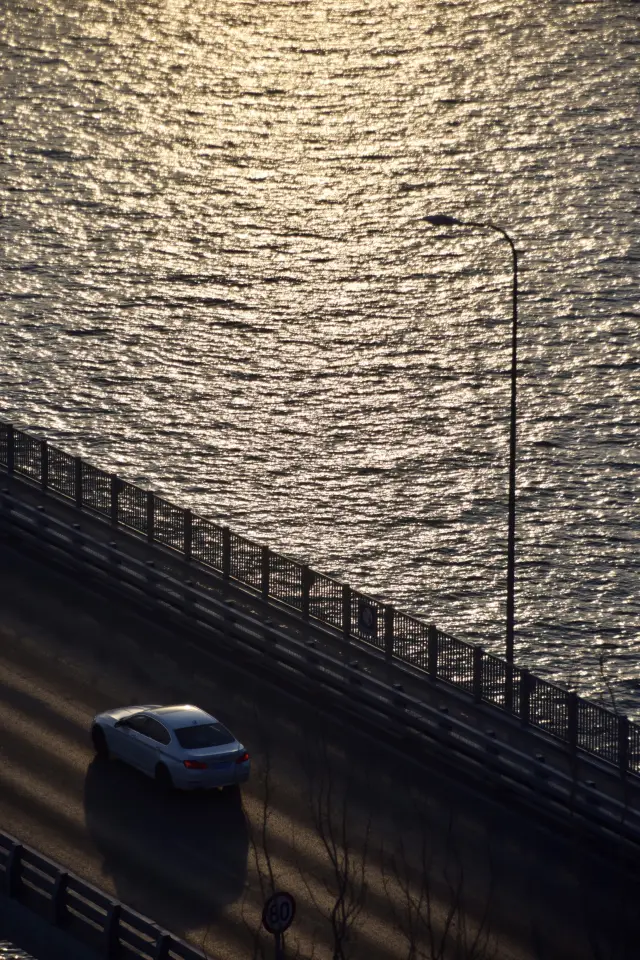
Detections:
[145, 704, 218, 729]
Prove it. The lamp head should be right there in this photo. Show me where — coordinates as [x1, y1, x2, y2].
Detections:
[423, 214, 462, 227]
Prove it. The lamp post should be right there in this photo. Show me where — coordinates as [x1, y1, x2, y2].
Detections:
[423, 214, 518, 667]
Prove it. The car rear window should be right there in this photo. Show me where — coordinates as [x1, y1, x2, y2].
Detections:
[175, 722, 235, 749]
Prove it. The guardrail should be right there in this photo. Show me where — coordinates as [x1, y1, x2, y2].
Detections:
[1, 489, 639, 847]
[0, 419, 638, 780]
[0, 830, 207, 960]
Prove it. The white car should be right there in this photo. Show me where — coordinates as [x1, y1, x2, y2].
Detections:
[91, 703, 250, 791]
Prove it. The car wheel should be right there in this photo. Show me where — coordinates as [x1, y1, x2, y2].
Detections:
[91, 725, 109, 760]
[155, 763, 174, 791]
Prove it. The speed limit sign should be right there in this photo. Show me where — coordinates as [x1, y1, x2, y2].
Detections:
[262, 891, 296, 935]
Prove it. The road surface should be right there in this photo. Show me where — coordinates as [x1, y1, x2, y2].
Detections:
[0, 537, 637, 960]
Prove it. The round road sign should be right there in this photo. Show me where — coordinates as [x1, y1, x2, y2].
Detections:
[262, 891, 296, 935]
[358, 599, 377, 635]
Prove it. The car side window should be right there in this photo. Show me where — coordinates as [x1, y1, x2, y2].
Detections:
[124, 715, 149, 735]
[141, 717, 172, 745]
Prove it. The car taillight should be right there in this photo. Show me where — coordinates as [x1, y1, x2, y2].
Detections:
[236, 751, 249, 764]
[184, 759, 207, 770]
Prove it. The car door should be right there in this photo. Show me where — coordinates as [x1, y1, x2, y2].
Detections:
[113, 714, 152, 770]
[135, 717, 172, 775]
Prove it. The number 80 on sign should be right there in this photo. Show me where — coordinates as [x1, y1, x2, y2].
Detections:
[262, 891, 296, 934]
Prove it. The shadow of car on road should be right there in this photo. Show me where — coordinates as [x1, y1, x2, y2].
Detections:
[83, 755, 249, 940]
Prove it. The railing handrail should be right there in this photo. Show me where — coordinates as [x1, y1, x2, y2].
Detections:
[0, 418, 637, 777]
[0, 829, 207, 959]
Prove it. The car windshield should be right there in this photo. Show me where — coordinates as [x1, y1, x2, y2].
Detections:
[175, 722, 235, 749]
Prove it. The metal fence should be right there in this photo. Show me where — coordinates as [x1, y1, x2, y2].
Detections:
[0, 831, 206, 960]
[0, 418, 637, 777]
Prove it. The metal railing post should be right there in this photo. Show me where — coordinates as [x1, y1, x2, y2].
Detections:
[473, 646, 484, 703]
[110, 475, 119, 528]
[384, 605, 395, 662]
[342, 584, 352, 642]
[50, 871, 68, 925]
[104, 902, 121, 958]
[7, 423, 14, 473]
[153, 933, 171, 960]
[618, 715, 630, 778]
[146, 491, 154, 543]
[261, 545, 270, 600]
[41, 439, 49, 493]
[505, 661, 514, 713]
[184, 508, 192, 561]
[427, 623, 438, 678]
[301, 565, 311, 620]
[567, 691, 578, 756]
[74, 456, 83, 508]
[519, 668, 532, 726]
[222, 526, 231, 579]
[5, 842, 22, 897]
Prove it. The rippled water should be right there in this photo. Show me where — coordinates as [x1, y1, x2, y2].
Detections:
[1, 1, 638, 713]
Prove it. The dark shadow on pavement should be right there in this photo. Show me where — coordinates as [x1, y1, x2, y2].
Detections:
[83, 756, 249, 939]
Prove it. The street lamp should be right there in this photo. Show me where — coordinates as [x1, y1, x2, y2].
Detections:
[423, 214, 518, 667]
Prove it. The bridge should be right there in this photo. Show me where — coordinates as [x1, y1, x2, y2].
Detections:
[0, 419, 639, 959]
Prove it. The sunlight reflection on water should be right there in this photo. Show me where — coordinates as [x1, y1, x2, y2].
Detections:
[1, 0, 638, 713]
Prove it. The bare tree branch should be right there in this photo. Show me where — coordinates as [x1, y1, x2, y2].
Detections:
[382, 795, 497, 960]
[299, 732, 372, 959]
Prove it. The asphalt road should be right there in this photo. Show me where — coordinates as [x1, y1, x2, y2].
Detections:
[0, 538, 638, 960]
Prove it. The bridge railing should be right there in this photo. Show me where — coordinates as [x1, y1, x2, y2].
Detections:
[1, 418, 637, 777]
[0, 831, 207, 960]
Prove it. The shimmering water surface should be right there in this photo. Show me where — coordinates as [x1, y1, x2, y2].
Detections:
[1, 1, 638, 713]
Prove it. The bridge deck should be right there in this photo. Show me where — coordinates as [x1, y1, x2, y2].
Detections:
[1, 468, 636, 813]
[0, 527, 639, 960]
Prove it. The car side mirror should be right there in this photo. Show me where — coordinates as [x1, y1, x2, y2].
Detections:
[114, 719, 127, 728]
